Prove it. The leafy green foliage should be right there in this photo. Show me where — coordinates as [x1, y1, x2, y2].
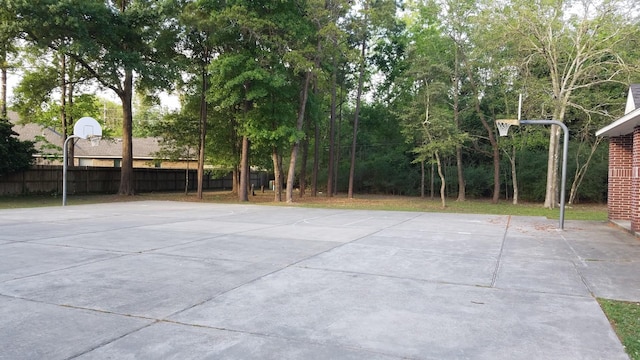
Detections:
[0, 117, 35, 175]
[149, 109, 198, 163]
[132, 94, 166, 137]
[4, 0, 638, 203]
[9, 0, 182, 195]
[463, 166, 492, 198]
[347, 103, 418, 195]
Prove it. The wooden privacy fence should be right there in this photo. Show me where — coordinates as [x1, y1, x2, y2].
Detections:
[0, 166, 246, 195]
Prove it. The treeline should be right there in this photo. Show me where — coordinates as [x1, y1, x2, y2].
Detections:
[1, 0, 638, 205]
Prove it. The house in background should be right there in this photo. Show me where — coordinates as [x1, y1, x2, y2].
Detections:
[596, 84, 640, 235]
[9, 111, 196, 169]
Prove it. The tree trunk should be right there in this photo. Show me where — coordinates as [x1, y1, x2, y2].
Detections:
[511, 144, 518, 205]
[420, 160, 425, 198]
[430, 162, 435, 199]
[114, 0, 134, 195]
[197, 65, 208, 200]
[185, 150, 190, 195]
[287, 30, 323, 202]
[311, 86, 320, 197]
[117, 70, 135, 195]
[435, 151, 446, 208]
[455, 145, 465, 201]
[326, 57, 337, 198]
[453, 46, 465, 201]
[299, 128, 309, 198]
[466, 66, 499, 203]
[272, 148, 283, 202]
[503, 142, 519, 205]
[334, 78, 344, 196]
[1, 47, 6, 118]
[569, 137, 601, 204]
[232, 167, 238, 194]
[231, 117, 239, 195]
[246, 156, 251, 196]
[348, 38, 366, 199]
[544, 125, 561, 208]
[492, 143, 500, 203]
[238, 86, 251, 202]
[312, 121, 319, 196]
[239, 135, 249, 202]
[286, 71, 313, 203]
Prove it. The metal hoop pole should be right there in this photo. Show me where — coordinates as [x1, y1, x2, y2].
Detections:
[520, 120, 568, 230]
[62, 135, 80, 206]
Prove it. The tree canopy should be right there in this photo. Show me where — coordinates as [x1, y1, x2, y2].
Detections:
[0, 117, 35, 175]
[3, 0, 639, 204]
[7, 0, 181, 194]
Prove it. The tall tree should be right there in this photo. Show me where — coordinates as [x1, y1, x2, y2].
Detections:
[347, 0, 397, 199]
[324, 0, 351, 198]
[400, 78, 463, 207]
[205, 0, 307, 202]
[491, 0, 638, 208]
[179, 1, 216, 200]
[0, 5, 19, 118]
[149, 109, 198, 193]
[10, 0, 180, 195]
[399, 0, 456, 200]
[286, 70, 314, 202]
[565, 83, 627, 204]
[284, 0, 325, 203]
[13, 47, 101, 165]
[439, 0, 475, 202]
[464, 62, 501, 204]
[348, 31, 366, 199]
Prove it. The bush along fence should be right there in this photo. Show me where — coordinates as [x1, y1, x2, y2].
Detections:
[0, 166, 260, 195]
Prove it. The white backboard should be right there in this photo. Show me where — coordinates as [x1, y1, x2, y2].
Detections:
[73, 117, 102, 139]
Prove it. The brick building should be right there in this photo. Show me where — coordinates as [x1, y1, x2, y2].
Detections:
[596, 84, 640, 234]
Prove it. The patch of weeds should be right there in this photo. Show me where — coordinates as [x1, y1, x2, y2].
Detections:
[598, 298, 640, 360]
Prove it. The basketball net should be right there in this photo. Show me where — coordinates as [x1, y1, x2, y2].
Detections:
[496, 94, 523, 137]
[89, 135, 101, 147]
[496, 119, 519, 137]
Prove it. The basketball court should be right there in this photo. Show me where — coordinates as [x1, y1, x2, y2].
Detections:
[1, 201, 639, 359]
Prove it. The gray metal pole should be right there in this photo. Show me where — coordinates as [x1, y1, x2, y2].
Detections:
[62, 135, 79, 206]
[520, 120, 568, 230]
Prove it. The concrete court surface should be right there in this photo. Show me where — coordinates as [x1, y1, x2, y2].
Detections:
[1, 201, 639, 359]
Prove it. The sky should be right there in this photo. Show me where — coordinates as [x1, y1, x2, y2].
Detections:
[5, 70, 181, 114]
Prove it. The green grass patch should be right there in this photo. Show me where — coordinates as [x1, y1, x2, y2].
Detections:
[598, 299, 640, 360]
[247, 192, 607, 221]
[0, 191, 607, 221]
[0, 193, 146, 209]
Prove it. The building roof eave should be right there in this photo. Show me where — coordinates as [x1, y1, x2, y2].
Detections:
[596, 107, 640, 137]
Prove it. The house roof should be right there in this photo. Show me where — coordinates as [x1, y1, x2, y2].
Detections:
[596, 107, 640, 137]
[8, 111, 162, 159]
[630, 84, 640, 111]
[597, 85, 640, 137]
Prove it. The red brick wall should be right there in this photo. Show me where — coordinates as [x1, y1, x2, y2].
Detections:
[608, 133, 633, 221]
[633, 128, 640, 232]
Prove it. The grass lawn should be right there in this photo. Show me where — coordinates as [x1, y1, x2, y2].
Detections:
[598, 299, 640, 360]
[0, 190, 608, 221]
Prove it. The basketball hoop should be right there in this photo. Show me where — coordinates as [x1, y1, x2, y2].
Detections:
[496, 93, 523, 137]
[88, 135, 101, 147]
[496, 119, 520, 137]
[63, 117, 103, 207]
